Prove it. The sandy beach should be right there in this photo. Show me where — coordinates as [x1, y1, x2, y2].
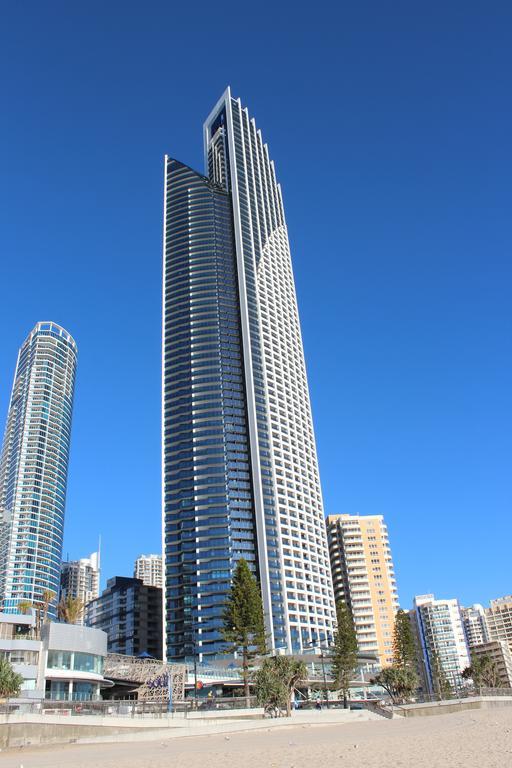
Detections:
[2, 707, 512, 768]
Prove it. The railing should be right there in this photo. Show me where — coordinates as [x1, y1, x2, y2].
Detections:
[0, 696, 259, 718]
[364, 686, 512, 713]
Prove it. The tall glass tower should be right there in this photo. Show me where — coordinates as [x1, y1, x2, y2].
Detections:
[0, 322, 77, 616]
[163, 89, 335, 662]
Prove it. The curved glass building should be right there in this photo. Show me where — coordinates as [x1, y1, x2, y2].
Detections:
[163, 89, 336, 662]
[0, 322, 77, 617]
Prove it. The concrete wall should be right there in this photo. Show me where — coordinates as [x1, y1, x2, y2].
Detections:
[398, 696, 512, 717]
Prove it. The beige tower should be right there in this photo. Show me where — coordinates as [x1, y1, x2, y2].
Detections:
[326, 514, 399, 667]
[486, 596, 512, 653]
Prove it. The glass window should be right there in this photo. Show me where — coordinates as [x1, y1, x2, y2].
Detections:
[46, 680, 69, 700]
[47, 650, 71, 669]
[73, 682, 96, 701]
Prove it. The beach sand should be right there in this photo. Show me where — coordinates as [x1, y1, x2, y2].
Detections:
[2, 707, 512, 767]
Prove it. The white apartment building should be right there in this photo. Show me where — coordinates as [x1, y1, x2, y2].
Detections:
[134, 554, 163, 589]
[461, 604, 490, 648]
[413, 594, 471, 693]
[60, 551, 100, 623]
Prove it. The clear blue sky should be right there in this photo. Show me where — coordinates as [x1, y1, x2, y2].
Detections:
[1, 1, 510, 609]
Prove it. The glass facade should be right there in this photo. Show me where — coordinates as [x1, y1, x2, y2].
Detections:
[47, 649, 104, 674]
[85, 576, 163, 658]
[163, 90, 336, 662]
[163, 159, 258, 660]
[0, 322, 77, 617]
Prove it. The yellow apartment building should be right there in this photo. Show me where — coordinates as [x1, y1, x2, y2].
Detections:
[326, 514, 399, 667]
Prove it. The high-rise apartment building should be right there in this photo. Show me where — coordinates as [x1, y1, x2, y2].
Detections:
[486, 596, 512, 653]
[412, 594, 470, 693]
[0, 322, 77, 616]
[461, 604, 490, 649]
[60, 550, 101, 621]
[134, 554, 163, 588]
[162, 88, 335, 661]
[326, 514, 399, 667]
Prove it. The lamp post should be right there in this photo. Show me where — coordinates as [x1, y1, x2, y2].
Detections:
[167, 669, 173, 714]
[305, 637, 331, 708]
[319, 648, 329, 708]
[194, 653, 198, 707]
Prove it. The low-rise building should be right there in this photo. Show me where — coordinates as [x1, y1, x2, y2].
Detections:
[0, 614, 41, 697]
[0, 612, 108, 700]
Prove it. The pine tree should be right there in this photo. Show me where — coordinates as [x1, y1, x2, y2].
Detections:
[222, 558, 266, 704]
[430, 648, 452, 699]
[330, 600, 358, 708]
[392, 609, 417, 670]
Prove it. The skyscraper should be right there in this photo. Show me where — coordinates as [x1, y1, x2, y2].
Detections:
[134, 554, 163, 588]
[163, 88, 335, 662]
[326, 514, 399, 667]
[60, 550, 101, 622]
[0, 322, 77, 616]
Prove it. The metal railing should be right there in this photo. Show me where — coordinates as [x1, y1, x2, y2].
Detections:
[0, 696, 259, 719]
[365, 686, 512, 712]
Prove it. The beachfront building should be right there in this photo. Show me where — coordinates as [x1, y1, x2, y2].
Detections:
[470, 640, 512, 688]
[0, 612, 108, 700]
[461, 604, 490, 649]
[162, 88, 336, 662]
[134, 554, 163, 588]
[412, 594, 471, 694]
[85, 577, 163, 659]
[0, 322, 77, 617]
[485, 596, 512, 653]
[326, 514, 398, 667]
[60, 550, 101, 623]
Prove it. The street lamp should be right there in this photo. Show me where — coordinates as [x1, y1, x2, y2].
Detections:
[304, 636, 332, 708]
[167, 670, 174, 714]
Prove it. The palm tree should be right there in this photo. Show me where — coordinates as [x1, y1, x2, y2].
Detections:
[40, 589, 56, 622]
[17, 601, 33, 616]
[57, 595, 85, 624]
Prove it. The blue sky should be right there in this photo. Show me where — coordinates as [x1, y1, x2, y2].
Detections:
[1, 1, 510, 609]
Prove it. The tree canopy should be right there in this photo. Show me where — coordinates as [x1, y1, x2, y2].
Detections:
[57, 595, 85, 624]
[0, 657, 24, 698]
[253, 655, 307, 716]
[371, 665, 417, 703]
[462, 654, 502, 689]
